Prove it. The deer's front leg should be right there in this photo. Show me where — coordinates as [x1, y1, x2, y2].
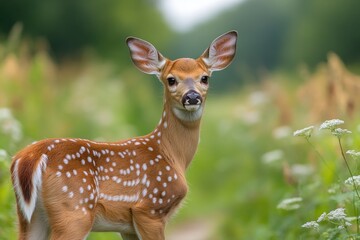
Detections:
[132, 208, 165, 240]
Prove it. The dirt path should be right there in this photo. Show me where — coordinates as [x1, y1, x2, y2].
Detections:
[167, 218, 218, 240]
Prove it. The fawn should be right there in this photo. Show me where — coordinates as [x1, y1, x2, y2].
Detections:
[10, 31, 237, 240]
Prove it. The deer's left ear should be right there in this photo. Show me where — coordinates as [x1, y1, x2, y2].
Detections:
[126, 37, 167, 76]
[200, 31, 237, 72]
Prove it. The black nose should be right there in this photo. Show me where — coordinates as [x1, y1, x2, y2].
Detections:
[182, 90, 202, 106]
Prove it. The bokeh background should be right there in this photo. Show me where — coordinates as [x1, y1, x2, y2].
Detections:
[1, 0, 360, 239]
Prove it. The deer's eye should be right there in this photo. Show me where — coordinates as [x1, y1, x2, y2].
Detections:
[167, 77, 177, 86]
[201, 76, 209, 84]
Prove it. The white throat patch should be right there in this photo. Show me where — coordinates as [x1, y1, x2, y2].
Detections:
[172, 106, 203, 122]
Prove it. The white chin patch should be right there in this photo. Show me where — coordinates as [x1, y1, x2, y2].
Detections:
[184, 104, 201, 112]
[173, 105, 203, 122]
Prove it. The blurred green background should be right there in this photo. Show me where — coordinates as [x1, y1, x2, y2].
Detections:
[1, 0, 360, 239]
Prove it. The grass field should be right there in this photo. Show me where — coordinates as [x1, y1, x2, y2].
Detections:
[1, 40, 360, 239]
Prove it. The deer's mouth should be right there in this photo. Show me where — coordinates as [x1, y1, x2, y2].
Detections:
[182, 90, 202, 112]
[183, 101, 201, 111]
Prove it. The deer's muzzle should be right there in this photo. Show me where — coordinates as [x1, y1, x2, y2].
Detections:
[182, 90, 202, 111]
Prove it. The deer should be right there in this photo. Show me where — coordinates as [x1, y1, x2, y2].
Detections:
[10, 31, 237, 240]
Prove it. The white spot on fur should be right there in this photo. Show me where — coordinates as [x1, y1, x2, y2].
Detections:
[68, 191, 74, 198]
[62, 186, 68, 192]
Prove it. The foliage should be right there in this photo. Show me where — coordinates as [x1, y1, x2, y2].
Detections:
[0, 146, 16, 239]
[0, 0, 172, 60]
[283, 0, 360, 67]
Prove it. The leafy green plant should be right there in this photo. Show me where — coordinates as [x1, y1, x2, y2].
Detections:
[295, 119, 360, 239]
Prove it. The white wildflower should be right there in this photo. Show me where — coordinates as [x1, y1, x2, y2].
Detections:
[317, 212, 327, 222]
[319, 119, 344, 130]
[249, 91, 268, 106]
[331, 128, 351, 137]
[337, 222, 351, 229]
[273, 126, 291, 139]
[344, 175, 360, 186]
[0, 149, 8, 162]
[301, 221, 319, 229]
[345, 216, 360, 222]
[0, 108, 12, 119]
[293, 126, 314, 138]
[291, 164, 314, 177]
[0, 108, 22, 142]
[262, 150, 284, 164]
[277, 197, 302, 210]
[328, 184, 340, 194]
[328, 188, 336, 194]
[327, 208, 346, 221]
[346, 150, 360, 160]
[241, 110, 260, 125]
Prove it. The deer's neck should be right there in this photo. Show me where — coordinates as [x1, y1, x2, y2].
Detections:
[150, 102, 202, 172]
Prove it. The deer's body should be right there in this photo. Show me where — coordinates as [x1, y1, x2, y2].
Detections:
[11, 32, 237, 240]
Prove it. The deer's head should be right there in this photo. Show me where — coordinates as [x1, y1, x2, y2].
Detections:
[127, 31, 237, 122]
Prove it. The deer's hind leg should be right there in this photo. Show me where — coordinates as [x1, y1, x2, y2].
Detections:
[15, 202, 49, 240]
[28, 202, 50, 240]
[131, 208, 165, 240]
[43, 174, 95, 240]
[47, 210, 93, 240]
[16, 204, 29, 240]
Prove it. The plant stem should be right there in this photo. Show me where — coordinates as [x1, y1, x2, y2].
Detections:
[337, 137, 360, 234]
[338, 138, 360, 199]
[352, 194, 359, 236]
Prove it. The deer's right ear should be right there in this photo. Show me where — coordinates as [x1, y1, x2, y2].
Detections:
[126, 37, 167, 76]
[200, 31, 237, 72]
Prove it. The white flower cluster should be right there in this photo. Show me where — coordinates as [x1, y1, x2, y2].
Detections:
[293, 126, 314, 138]
[301, 221, 319, 229]
[326, 208, 347, 221]
[0, 108, 22, 142]
[261, 149, 283, 164]
[294, 119, 351, 139]
[346, 150, 360, 160]
[331, 128, 352, 137]
[302, 208, 351, 230]
[318, 119, 352, 138]
[344, 175, 360, 186]
[277, 197, 302, 211]
[317, 212, 327, 222]
[0, 149, 8, 162]
[319, 119, 344, 130]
